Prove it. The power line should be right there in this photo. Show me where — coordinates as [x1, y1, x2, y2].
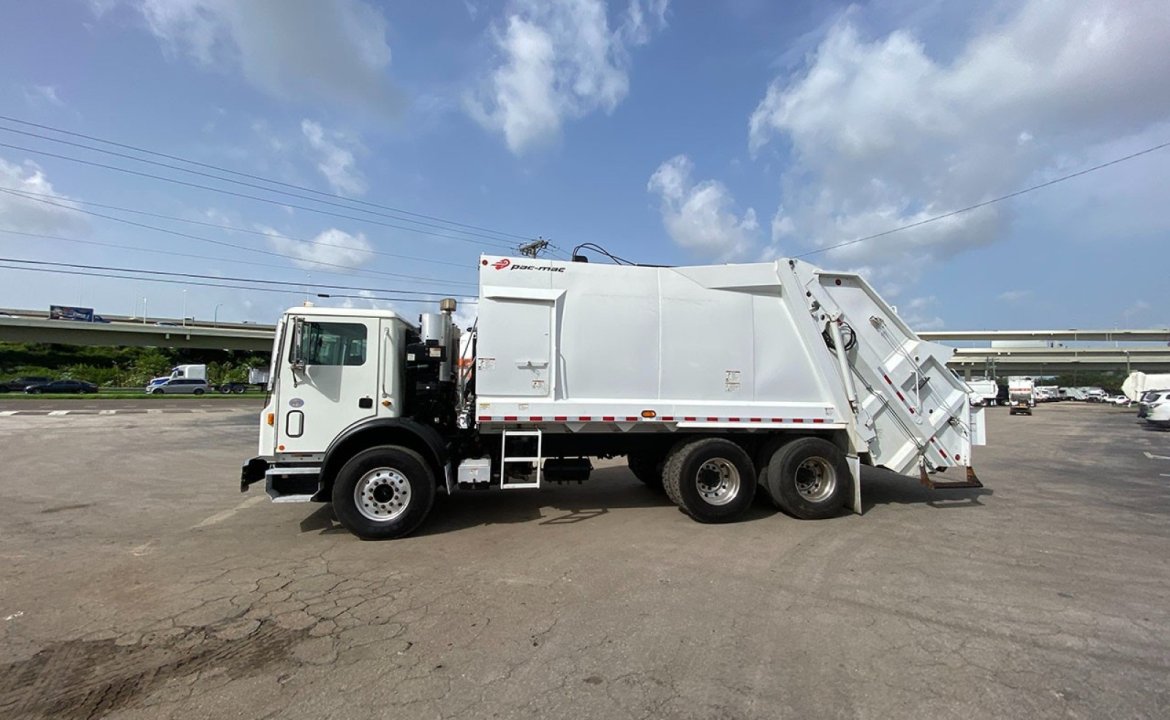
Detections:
[0, 115, 532, 245]
[0, 257, 467, 297]
[0, 141, 519, 251]
[795, 139, 1170, 259]
[0, 262, 476, 306]
[0, 188, 478, 287]
[0, 234, 470, 296]
[0, 187, 473, 269]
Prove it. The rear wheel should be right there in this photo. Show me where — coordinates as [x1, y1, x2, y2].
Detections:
[193, 388, 205, 395]
[663, 438, 756, 523]
[219, 385, 231, 394]
[765, 437, 851, 520]
[332, 446, 436, 540]
[233, 385, 246, 394]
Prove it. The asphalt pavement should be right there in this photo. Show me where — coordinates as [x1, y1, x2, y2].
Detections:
[1, 403, 1168, 719]
[0, 396, 263, 414]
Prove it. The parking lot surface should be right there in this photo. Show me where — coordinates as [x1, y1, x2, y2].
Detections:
[1, 403, 1168, 719]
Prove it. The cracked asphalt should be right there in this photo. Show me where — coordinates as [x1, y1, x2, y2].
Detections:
[1, 403, 1168, 718]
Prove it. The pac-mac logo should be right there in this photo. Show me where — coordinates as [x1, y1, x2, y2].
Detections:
[493, 259, 511, 270]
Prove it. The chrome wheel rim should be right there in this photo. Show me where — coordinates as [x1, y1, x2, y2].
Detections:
[795, 457, 836, 502]
[695, 458, 740, 506]
[354, 467, 411, 522]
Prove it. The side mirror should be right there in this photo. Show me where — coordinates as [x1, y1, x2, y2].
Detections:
[290, 316, 306, 374]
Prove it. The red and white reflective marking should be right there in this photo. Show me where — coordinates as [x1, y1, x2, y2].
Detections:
[882, 373, 917, 414]
[477, 416, 833, 425]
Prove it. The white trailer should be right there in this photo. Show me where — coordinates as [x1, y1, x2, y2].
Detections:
[241, 256, 987, 539]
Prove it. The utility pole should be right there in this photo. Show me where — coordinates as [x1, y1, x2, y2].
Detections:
[518, 237, 550, 258]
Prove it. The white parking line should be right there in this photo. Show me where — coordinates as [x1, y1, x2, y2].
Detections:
[99, 409, 117, 415]
[47, 410, 69, 416]
[191, 496, 266, 529]
[1143, 451, 1170, 460]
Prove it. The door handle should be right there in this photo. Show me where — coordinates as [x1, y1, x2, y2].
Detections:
[358, 397, 373, 409]
[516, 360, 548, 369]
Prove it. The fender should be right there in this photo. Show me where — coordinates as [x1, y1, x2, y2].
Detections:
[319, 417, 449, 492]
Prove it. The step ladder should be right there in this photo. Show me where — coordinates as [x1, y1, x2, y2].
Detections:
[500, 428, 542, 489]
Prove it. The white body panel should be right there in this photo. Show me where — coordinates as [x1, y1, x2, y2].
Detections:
[474, 256, 981, 476]
[171, 364, 206, 381]
[966, 378, 999, 404]
[1122, 372, 1170, 402]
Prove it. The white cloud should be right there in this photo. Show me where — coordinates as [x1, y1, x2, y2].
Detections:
[749, 1, 1170, 282]
[896, 296, 944, 331]
[467, 0, 670, 154]
[997, 289, 1031, 303]
[647, 155, 760, 260]
[23, 85, 64, 108]
[124, 0, 399, 116]
[1122, 300, 1150, 323]
[0, 158, 87, 235]
[261, 226, 373, 270]
[301, 120, 366, 197]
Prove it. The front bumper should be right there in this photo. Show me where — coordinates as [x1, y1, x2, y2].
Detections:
[240, 456, 270, 492]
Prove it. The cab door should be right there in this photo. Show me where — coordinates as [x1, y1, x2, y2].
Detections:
[276, 317, 380, 453]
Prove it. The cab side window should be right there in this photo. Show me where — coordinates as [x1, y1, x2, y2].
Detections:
[291, 322, 367, 366]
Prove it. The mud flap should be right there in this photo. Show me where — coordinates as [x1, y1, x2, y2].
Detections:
[847, 454, 862, 514]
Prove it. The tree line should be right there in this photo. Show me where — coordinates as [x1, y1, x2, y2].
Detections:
[0, 342, 270, 387]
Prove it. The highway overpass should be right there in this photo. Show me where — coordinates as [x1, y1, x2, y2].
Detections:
[2, 309, 1169, 372]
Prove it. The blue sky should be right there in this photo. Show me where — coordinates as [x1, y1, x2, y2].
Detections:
[1, 0, 1168, 330]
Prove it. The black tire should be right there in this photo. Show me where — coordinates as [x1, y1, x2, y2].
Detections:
[193, 388, 205, 395]
[151, 388, 163, 395]
[28, 388, 41, 395]
[765, 437, 851, 520]
[627, 451, 664, 490]
[219, 385, 231, 394]
[662, 438, 756, 523]
[331, 446, 436, 540]
[233, 385, 246, 394]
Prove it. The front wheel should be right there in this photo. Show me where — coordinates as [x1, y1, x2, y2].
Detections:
[765, 437, 851, 520]
[331, 446, 436, 540]
[151, 388, 163, 395]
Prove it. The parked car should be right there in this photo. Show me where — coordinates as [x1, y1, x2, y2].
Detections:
[1146, 399, 1170, 429]
[146, 378, 208, 395]
[25, 379, 98, 394]
[1137, 390, 1169, 418]
[0, 376, 52, 393]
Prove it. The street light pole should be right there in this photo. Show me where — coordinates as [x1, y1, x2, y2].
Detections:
[182, 290, 188, 328]
[142, 297, 148, 325]
[214, 303, 224, 327]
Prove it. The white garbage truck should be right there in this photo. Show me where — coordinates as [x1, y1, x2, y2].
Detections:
[241, 256, 986, 539]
